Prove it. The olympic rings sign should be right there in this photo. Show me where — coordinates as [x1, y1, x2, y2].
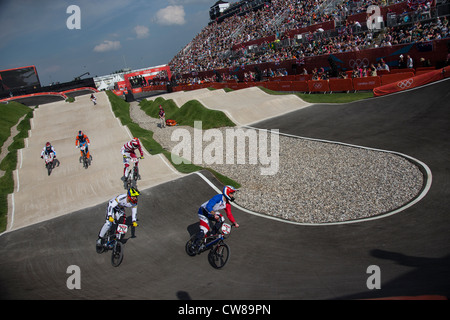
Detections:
[397, 79, 414, 89]
[313, 82, 323, 89]
[349, 58, 370, 69]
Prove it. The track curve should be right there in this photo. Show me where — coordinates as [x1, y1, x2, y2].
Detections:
[1, 80, 449, 300]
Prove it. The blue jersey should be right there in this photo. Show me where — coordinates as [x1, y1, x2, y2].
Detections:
[199, 194, 236, 224]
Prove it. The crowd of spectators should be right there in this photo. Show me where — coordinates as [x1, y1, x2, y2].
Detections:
[129, 75, 147, 88]
[166, 0, 448, 83]
[169, 0, 336, 75]
[379, 16, 449, 46]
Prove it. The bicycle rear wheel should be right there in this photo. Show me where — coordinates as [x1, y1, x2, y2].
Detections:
[208, 242, 230, 269]
[125, 175, 132, 190]
[111, 241, 124, 267]
[131, 167, 139, 187]
[185, 235, 197, 256]
[96, 242, 105, 254]
[83, 155, 89, 169]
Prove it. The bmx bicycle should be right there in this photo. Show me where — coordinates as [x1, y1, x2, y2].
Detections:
[44, 153, 60, 176]
[124, 156, 141, 190]
[79, 145, 92, 169]
[185, 223, 233, 269]
[96, 211, 131, 267]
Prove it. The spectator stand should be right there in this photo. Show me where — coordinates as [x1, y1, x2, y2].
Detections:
[163, 0, 450, 95]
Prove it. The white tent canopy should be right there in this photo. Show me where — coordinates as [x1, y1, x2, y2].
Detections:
[96, 80, 109, 91]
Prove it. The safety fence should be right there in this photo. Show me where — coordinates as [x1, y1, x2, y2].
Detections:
[136, 66, 448, 95]
[0, 87, 98, 104]
[373, 66, 450, 96]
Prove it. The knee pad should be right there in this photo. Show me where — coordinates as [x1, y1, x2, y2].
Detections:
[199, 216, 210, 235]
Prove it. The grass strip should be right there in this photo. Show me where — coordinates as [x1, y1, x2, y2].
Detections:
[0, 102, 34, 232]
[139, 97, 235, 129]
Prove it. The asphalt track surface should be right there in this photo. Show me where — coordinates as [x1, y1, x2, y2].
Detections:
[0, 80, 449, 300]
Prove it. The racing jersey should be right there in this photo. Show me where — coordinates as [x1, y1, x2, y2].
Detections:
[41, 146, 56, 157]
[122, 139, 143, 156]
[200, 194, 236, 225]
[75, 134, 90, 146]
[107, 194, 137, 222]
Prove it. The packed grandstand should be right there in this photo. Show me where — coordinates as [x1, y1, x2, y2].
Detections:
[2, 0, 449, 101]
[147, 0, 449, 86]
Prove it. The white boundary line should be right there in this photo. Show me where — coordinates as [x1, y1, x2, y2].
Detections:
[19, 149, 23, 169]
[8, 194, 15, 232]
[15, 169, 20, 193]
[158, 153, 182, 175]
[195, 125, 433, 226]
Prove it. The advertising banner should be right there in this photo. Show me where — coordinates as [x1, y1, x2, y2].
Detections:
[373, 68, 447, 96]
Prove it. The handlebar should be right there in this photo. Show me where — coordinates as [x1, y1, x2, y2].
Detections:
[124, 156, 142, 162]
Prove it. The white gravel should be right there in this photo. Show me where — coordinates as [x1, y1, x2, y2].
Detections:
[130, 102, 424, 224]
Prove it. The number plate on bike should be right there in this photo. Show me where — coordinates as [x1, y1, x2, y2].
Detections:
[221, 223, 231, 235]
[117, 224, 128, 234]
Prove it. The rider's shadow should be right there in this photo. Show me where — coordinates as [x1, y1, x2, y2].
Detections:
[187, 222, 199, 237]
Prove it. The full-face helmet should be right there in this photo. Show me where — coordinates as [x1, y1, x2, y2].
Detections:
[127, 187, 140, 204]
[131, 137, 140, 148]
[223, 185, 237, 202]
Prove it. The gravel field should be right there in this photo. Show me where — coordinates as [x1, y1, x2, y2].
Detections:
[130, 102, 424, 224]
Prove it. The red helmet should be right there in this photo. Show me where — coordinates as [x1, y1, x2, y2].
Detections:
[46, 142, 51, 147]
[223, 185, 237, 202]
[131, 137, 140, 148]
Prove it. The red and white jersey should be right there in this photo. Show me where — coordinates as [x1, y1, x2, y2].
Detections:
[121, 139, 143, 156]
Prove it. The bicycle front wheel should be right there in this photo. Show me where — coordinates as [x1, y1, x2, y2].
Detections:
[111, 241, 124, 267]
[208, 242, 230, 269]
